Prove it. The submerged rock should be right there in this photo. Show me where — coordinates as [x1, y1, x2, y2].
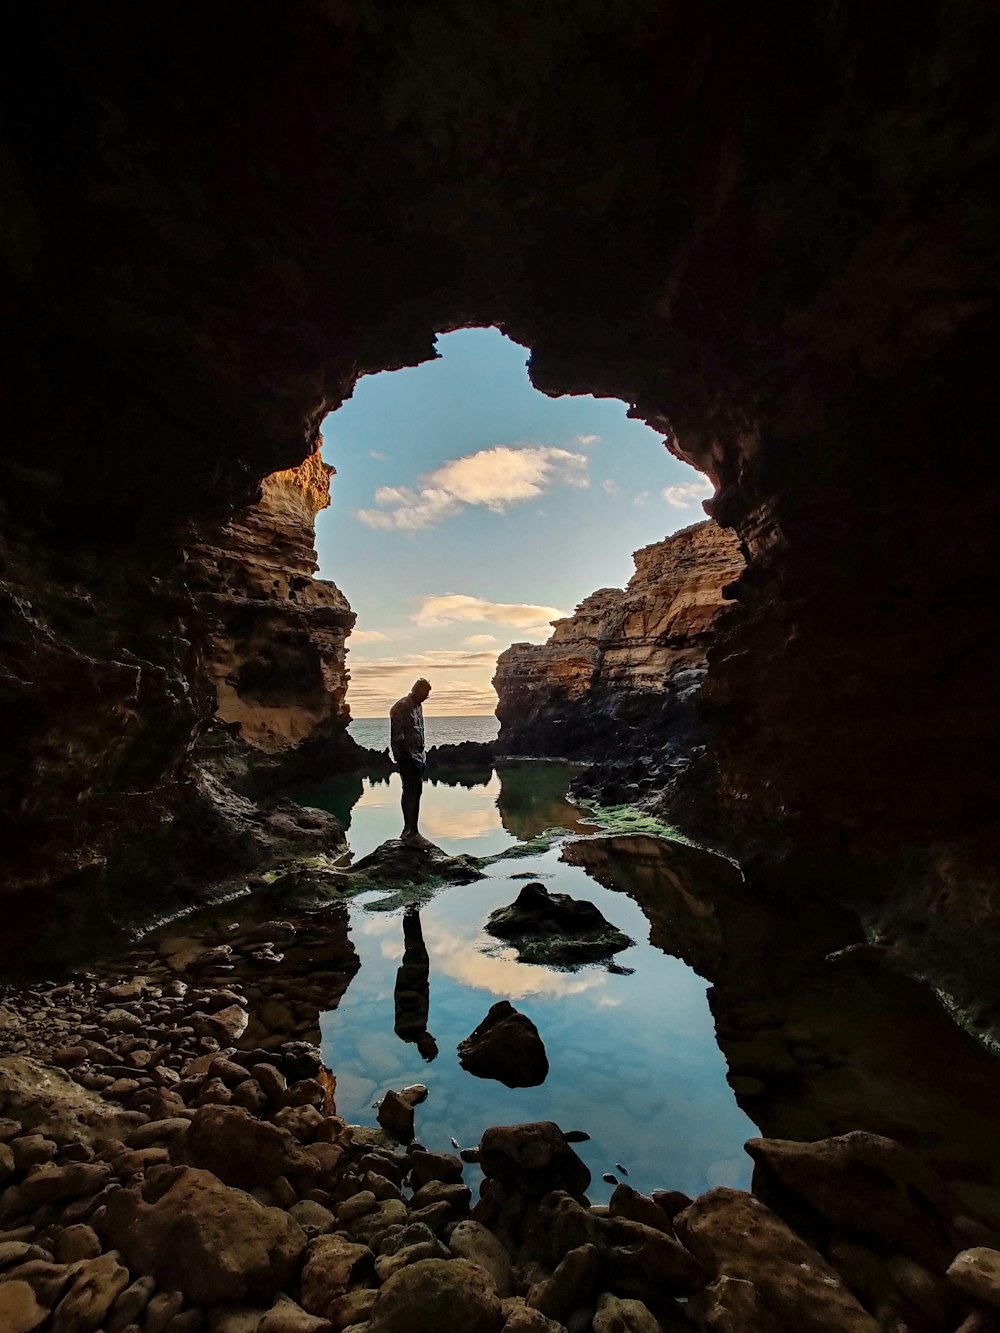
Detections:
[485, 882, 633, 965]
[458, 1002, 549, 1088]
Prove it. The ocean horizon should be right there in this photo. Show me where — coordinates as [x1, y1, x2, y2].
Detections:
[349, 713, 499, 751]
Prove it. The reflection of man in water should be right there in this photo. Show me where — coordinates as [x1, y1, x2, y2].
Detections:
[390, 677, 431, 845]
[393, 909, 438, 1061]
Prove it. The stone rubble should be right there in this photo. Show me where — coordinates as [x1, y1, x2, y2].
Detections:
[3, 946, 1000, 1333]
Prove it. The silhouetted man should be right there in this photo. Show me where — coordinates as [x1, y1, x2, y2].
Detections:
[390, 677, 431, 844]
[393, 908, 438, 1061]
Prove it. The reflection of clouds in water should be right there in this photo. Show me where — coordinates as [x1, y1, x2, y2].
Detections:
[596, 995, 623, 1008]
[424, 920, 607, 1000]
[420, 802, 501, 840]
[357, 915, 401, 937]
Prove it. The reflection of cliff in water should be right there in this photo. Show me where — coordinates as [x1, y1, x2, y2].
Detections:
[495, 760, 594, 841]
[564, 834, 1000, 1199]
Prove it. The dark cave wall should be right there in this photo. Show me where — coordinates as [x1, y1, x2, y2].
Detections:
[1, 1, 998, 910]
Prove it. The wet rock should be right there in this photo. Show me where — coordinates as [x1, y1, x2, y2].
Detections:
[746, 1132, 955, 1269]
[485, 883, 632, 965]
[458, 1003, 549, 1089]
[143, 1289, 185, 1332]
[101, 1167, 307, 1305]
[501, 1304, 564, 1332]
[106, 1275, 156, 1332]
[375, 1237, 451, 1281]
[532, 1192, 702, 1299]
[367, 1257, 504, 1333]
[376, 1092, 414, 1144]
[54, 1224, 102, 1263]
[252, 1064, 288, 1102]
[0, 1162, 111, 1223]
[608, 1184, 674, 1235]
[126, 1118, 191, 1149]
[299, 1234, 374, 1314]
[676, 1188, 880, 1331]
[50, 1252, 130, 1333]
[337, 1191, 377, 1223]
[0, 1280, 48, 1333]
[289, 1198, 337, 1235]
[948, 1248, 1000, 1309]
[409, 1180, 471, 1215]
[0, 1056, 142, 1144]
[410, 1151, 464, 1188]
[685, 1275, 781, 1332]
[479, 1123, 591, 1200]
[527, 1244, 599, 1321]
[592, 1292, 663, 1333]
[174, 1104, 319, 1189]
[3, 1258, 75, 1306]
[258, 1294, 335, 1333]
[449, 1220, 514, 1296]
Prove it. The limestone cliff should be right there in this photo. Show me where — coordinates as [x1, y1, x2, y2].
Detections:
[186, 443, 360, 782]
[494, 521, 743, 761]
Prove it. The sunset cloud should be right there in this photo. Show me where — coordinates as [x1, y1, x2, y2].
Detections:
[463, 633, 499, 646]
[349, 628, 389, 643]
[345, 647, 503, 716]
[355, 444, 589, 531]
[414, 594, 563, 632]
[663, 477, 713, 508]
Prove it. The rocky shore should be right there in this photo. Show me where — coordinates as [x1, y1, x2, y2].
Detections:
[4, 899, 1000, 1333]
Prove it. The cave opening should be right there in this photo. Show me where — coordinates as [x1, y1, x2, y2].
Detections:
[314, 324, 716, 734]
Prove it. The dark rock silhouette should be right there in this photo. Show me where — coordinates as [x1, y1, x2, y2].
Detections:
[457, 1001, 549, 1088]
[485, 882, 633, 966]
[394, 910, 438, 1063]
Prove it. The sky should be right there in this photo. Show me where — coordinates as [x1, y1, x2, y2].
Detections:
[316, 327, 713, 717]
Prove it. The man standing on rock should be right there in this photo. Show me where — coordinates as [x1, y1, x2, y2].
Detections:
[390, 677, 431, 844]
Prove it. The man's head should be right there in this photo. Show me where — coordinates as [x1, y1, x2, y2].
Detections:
[411, 678, 431, 702]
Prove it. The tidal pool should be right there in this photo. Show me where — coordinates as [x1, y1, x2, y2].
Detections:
[295, 761, 758, 1201]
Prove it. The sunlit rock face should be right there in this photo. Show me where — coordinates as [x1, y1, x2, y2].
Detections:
[187, 446, 357, 770]
[1, 3, 998, 943]
[494, 521, 743, 758]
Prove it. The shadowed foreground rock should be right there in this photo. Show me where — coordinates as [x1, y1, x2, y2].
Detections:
[458, 1002, 550, 1088]
[676, 1188, 881, 1332]
[101, 1167, 307, 1306]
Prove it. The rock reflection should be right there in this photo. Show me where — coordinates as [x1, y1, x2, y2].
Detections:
[564, 834, 1000, 1195]
[393, 909, 438, 1060]
[495, 760, 596, 840]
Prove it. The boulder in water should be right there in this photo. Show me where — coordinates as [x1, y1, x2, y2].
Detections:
[457, 1001, 549, 1088]
[485, 882, 632, 965]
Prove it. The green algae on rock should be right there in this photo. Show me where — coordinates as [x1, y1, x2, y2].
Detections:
[484, 881, 633, 968]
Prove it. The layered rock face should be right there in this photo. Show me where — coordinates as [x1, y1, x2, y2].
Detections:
[1, 2, 998, 961]
[187, 447, 360, 782]
[494, 522, 743, 761]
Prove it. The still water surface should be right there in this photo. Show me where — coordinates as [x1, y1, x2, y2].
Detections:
[296, 761, 757, 1201]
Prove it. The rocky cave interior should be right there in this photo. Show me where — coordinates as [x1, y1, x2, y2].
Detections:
[1, 2, 999, 1329]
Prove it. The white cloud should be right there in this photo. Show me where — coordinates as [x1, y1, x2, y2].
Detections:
[663, 477, 714, 508]
[463, 634, 499, 646]
[350, 629, 389, 643]
[414, 594, 564, 632]
[577, 433, 600, 446]
[370, 449, 386, 460]
[355, 444, 589, 531]
[602, 478, 618, 494]
[633, 491, 651, 506]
